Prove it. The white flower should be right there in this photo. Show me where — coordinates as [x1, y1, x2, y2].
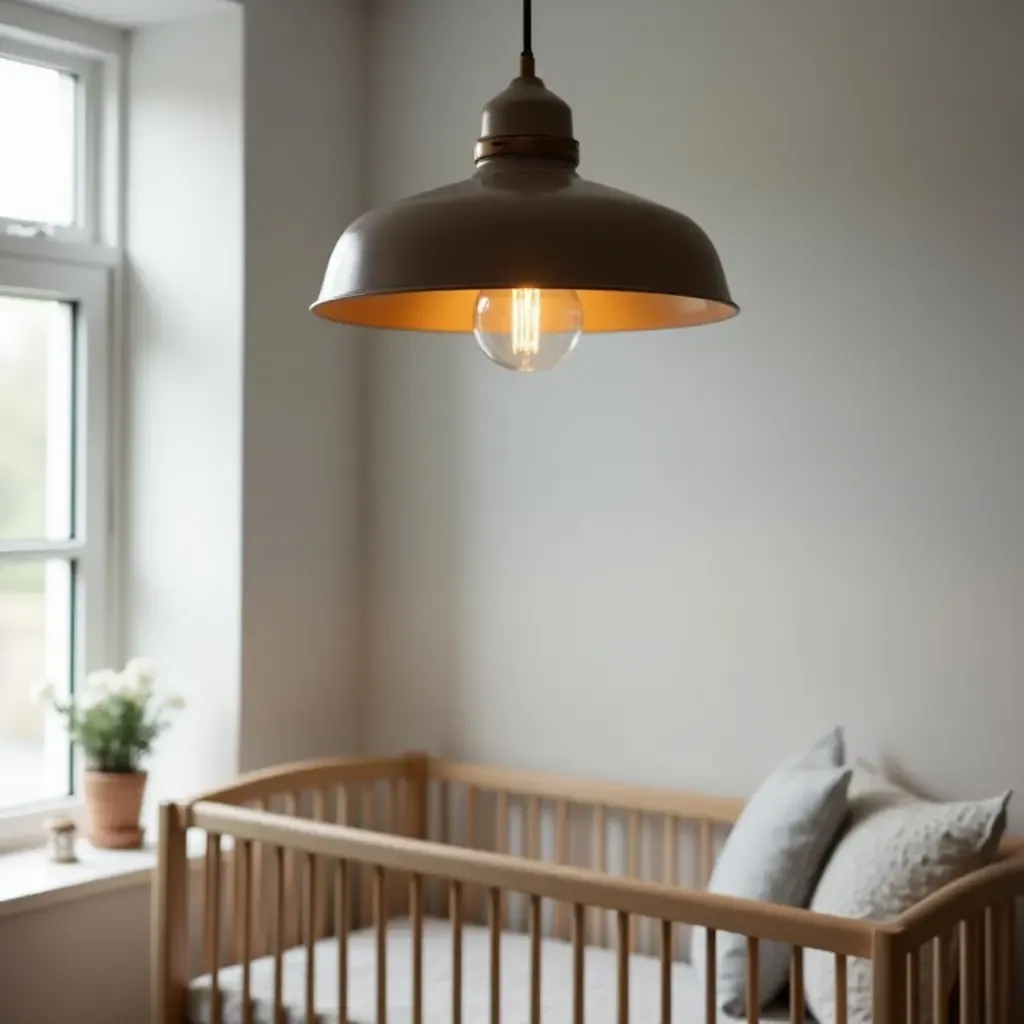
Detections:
[125, 658, 158, 686]
[121, 658, 157, 701]
[78, 685, 108, 710]
[165, 694, 187, 711]
[30, 679, 55, 705]
[85, 669, 118, 693]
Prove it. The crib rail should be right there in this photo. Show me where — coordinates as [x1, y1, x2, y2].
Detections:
[185, 754, 417, 810]
[428, 760, 745, 826]
[190, 801, 875, 956]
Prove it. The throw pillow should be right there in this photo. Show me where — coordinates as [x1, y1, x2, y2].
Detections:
[803, 764, 1010, 1024]
[691, 727, 852, 1014]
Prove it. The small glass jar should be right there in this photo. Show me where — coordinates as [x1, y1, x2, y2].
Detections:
[45, 818, 78, 864]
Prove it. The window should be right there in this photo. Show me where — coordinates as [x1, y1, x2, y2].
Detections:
[0, 55, 77, 227]
[0, 21, 118, 840]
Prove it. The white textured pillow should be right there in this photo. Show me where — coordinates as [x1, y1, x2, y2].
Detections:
[804, 765, 1011, 1024]
[692, 729, 851, 1014]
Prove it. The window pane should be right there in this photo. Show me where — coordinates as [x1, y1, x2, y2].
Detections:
[0, 296, 74, 540]
[0, 559, 72, 809]
[0, 56, 77, 226]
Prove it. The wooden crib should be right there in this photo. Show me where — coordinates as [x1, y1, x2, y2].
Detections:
[152, 753, 1024, 1024]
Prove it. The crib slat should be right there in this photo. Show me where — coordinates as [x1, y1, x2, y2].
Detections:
[573, 903, 585, 1024]
[305, 852, 317, 1024]
[790, 947, 804, 1024]
[1008, 901, 1017, 1024]
[932, 934, 948, 1024]
[466, 786, 478, 920]
[363, 784, 376, 927]
[495, 791, 509, 927]
[628, 811, 640, 951]
[996, 904, 1011, 1024]
[705, 928, 717, 1024]
[594, 805, 606, 946]
[439, 780, 450, 842]
[907, 948, 920, 1024]
[384, 778, 395, 910]
[363, 783, 376, 831]
[313, 790, 327, 939]
[465, 785, 477, 848]
[411, 874, 424, 1024]
[960, 919, 973, 1024]
[747, 937, 759, 1023]
[527, 797, 541, 936]
[203, 833, 217, 972]
[239, 840, 253, 1024]
[385, 775, 396, 830]
[627, 811, 640, 881]
[556, 800, 569, 938]
[375, 866, 388, 1024]
[495, 790, 508, 853]
[699, 819, 714, 887]
[273, 846, 285, 1024]
[226, 835, 238, 964]
[660, 919, 672, 1024]
[439, 781, 451, 915]
[835, 954, 848, 1024]
[985, 907, 997, 1024]
[530, 895, 542, 1024]
[284, 793, 299, 946]
[617, 911, 630, 1024]
[961, 916, 981, 1024]
[452, 880, 464, 1024]
[489, 887, 502, 1024]
[528, 795, 540, 859]
[336, 789, 350, 998]
[336, 860, 350, 1024]
[662, 815, 676, 886]
[207, 834, 222, 1024]
[253, 799, 267, 956]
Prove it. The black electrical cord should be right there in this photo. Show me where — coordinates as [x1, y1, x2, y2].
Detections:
[522, 0, 533, 59]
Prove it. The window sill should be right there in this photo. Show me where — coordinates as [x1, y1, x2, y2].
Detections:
[0, 831, 205, 919]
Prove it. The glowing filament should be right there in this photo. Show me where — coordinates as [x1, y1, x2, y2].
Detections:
[511, 287, 541, 357]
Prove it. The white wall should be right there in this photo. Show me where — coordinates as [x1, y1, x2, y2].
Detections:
[363, 0, 1024, 819]
[124, 5, 245, 803]
[239, 0, 365, 770]
[0, 886, 151, 1021]
[124, 0, 367, 794]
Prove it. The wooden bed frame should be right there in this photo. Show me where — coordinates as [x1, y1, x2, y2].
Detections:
[152, 753, 1024, 1024]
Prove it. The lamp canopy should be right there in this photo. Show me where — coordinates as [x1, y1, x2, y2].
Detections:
[312, 7, 737, 334]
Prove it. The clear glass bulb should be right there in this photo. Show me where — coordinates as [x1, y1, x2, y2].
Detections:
[473, 288, 583, 372]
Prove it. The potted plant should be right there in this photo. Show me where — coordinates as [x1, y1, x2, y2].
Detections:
[33, 659, 185, 849]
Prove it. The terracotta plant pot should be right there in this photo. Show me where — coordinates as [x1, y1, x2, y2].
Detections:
[83, 770, 147, 849]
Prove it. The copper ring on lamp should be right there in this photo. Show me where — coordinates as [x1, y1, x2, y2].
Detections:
[474, 134, 580, 166]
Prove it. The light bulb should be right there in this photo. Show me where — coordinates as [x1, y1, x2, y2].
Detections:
[473, 288, 583, 372]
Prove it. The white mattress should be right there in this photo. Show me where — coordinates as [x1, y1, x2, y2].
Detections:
[189, 918, 791, 1024]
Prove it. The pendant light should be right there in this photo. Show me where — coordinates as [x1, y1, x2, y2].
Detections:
[311, 0, 738, 372]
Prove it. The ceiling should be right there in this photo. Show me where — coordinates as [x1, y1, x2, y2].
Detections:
[22, 0, 236, 27]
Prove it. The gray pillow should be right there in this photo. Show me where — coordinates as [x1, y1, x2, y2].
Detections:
[691, 728, 851, 1015]
[804, 764, 1010, 1024]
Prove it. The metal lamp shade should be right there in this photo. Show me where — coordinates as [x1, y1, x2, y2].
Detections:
[312, 71, 738, 333]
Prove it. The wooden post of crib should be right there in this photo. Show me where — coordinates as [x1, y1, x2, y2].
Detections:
[152, 803, 188, 1024]
[871, 931, 906, 1024]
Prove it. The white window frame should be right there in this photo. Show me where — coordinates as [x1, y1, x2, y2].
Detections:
[0, 6, 123, 849]
[0, 259, 112, 847]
